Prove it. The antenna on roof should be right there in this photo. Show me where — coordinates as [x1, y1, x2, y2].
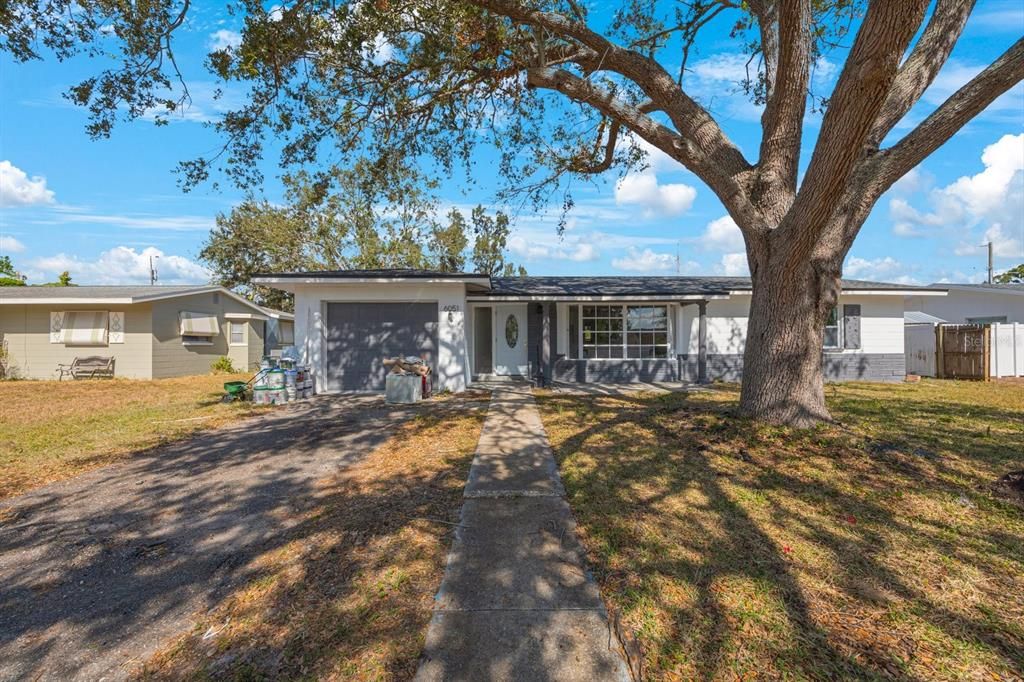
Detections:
[676, 242, 680, 275]
[986, 241, 993, 284]
[149, 256, 159, 285]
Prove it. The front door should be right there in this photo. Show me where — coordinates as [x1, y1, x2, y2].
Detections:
[493, 304, 528, 376]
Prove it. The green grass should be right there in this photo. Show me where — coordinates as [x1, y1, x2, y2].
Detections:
[0, 375, 267, 499]
[536, 379, 1024, 681]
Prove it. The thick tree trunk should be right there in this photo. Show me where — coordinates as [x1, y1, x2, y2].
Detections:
[738, 255, 840, 427]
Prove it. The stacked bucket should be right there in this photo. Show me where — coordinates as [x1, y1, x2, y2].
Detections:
[251, 359, 315, 405]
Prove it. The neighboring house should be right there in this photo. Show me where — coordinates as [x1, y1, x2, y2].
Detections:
[905, 283, 1024, 324]
[252, 269, 944, 393]
[904, 284, 1024, 379]
[0, 285, 293, 379]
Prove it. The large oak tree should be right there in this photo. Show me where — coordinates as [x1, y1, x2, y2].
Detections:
[4, 0, 1021, 425]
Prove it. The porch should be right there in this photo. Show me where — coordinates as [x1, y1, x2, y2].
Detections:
[465, 299, 713, 386]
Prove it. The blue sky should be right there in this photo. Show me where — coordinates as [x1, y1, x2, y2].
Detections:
[0, 2, 1022, 286]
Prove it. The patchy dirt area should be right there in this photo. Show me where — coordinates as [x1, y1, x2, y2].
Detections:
[0, 392, 487, 681]
[991, 470, 1024, 509]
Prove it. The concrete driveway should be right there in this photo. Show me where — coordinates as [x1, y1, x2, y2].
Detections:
[0, 394, 428, 681]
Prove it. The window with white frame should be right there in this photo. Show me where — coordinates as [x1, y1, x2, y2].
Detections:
[626, 306, 669, 358]
[823, 306, 841, 348]
[577, 305, 670, 359]
[230, 321, 245, 345]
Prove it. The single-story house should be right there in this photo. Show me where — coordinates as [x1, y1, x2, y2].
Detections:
[0, 285, 293, 379]
[251, 269, 945, 393]
[905, 283, 1024, 324]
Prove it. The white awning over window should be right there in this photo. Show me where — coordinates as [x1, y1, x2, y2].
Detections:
[179, 311, 220, 336]
[62, 311, 109, 346]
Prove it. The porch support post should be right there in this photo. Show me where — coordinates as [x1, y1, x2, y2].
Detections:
[698, 300, 708, 384]
[541, 302, 552, 385]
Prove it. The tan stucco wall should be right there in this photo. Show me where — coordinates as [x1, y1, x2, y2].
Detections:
[0, 303, 153, 379]
[151, 291, 266, 379]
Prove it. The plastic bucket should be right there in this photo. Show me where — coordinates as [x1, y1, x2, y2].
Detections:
[265, 369, 286, 388]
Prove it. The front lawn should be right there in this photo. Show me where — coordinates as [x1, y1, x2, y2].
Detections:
[0, 375, 266, 499]
[536, 380, 1023, 681]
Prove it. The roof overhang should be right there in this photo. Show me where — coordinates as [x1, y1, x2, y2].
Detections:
[254, 276, 493, 290]
[937, 284, 1024, 296]
[0, 297, 137, 305]
[224, 311, 269, 321]
[467, 294, 730, 302]
[725, 289, 948, 297]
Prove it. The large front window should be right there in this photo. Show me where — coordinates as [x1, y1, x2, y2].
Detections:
[579, 305, 669, 359]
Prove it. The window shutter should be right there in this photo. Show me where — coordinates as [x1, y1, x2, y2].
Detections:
[109, 312, 125, 343]
[843, 304, 861, 349]
[50, 312, 63, 343]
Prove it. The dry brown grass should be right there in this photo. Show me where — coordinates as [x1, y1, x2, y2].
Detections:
[536, 379, 1024, 681]
[137, 391, 489, 681]
[0, 375, 267, 499]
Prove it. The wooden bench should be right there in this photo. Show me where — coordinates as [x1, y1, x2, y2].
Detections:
[57, 356, 115, 380]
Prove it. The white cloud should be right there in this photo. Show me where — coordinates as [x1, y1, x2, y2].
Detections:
[44, 207, 216, 231]
[611, 247, 680, 272]
[844, 256, 919, 283]
[923, 59, 1024, 113]
[506, 229, 600, 262]
[0, 161, 56, 207]
[698, 215, 744, 252]
[954, 224, 1023, 258]
[208, 29, 242, 51]
[686, 54, 764, 121]
[889, 134, 1024, 254]
[614, 172, 697, 217]
[717, 252, 749, 276]
[30, 246, 211, 285]
[0, 235, 26, 253]
[691, 53, 749, 82]
[364, 33, 395, 65]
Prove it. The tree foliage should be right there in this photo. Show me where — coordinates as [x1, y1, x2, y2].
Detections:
[995, 264, 1024, 284]
[200, 169, 521, 310]
[0, 256, 25, 287]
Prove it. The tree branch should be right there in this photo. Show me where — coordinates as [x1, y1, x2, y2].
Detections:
[469, 0, 753, 180]
[526, 66, 762, 229]
[757, 0, 811, 216]
[778, 0, 930, 259]
[867, 0, 977, 148]
[747, 0, 779, 98]
[879, 36, 1024, 190]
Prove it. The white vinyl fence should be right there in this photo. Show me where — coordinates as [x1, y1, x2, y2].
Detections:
[905, 324, 937, 377]
[991, 323, 1024, 378]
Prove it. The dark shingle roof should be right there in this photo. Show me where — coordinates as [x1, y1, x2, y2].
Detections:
[484, 276, 931, 297]
[257, 268, 488, 279]
[927, 282, 1024, 292]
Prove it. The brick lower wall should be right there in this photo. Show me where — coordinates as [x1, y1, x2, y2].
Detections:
[678, 352, 906, 383]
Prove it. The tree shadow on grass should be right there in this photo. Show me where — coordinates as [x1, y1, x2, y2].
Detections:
[535, 386, 1024, 680]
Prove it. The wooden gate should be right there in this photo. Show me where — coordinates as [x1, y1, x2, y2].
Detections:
[936, 325, 990, 381]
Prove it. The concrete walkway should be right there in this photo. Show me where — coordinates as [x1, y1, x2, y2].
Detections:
[415, 386, 631, 681]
